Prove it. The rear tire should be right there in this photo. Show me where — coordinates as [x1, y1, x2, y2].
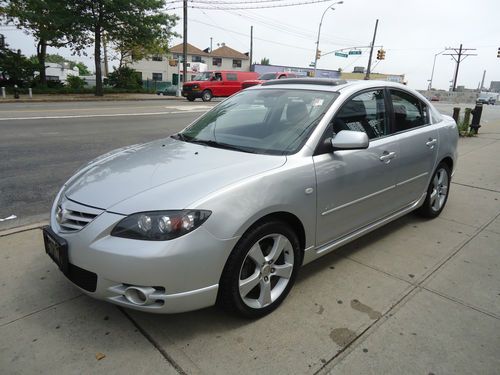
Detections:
[417, 162, 451, 218]
[218, 221, 301, 318]
[201, 90, 213, 102]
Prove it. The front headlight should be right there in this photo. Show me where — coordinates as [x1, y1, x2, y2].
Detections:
[111, 210, 211, 241]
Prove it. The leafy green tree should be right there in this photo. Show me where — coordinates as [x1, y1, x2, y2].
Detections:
[260, 57, 270, 65]
[66, 74, 86, 89]
[107, 66, 141, 90]
[0, 47, 36, 85]
[69, 0, 177, 96]
[74, 62, 90, 76]
[1, 0, 78, 85]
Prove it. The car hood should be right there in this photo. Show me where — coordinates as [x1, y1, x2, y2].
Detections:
[64, 138, 286, 214]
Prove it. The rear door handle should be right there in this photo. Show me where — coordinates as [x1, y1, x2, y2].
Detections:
[379, 151, 396, 163]
[426, 138, 437, 148]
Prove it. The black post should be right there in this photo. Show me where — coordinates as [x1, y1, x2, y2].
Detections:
[452, 107, 460, 124]
[470, 103, 483, 134]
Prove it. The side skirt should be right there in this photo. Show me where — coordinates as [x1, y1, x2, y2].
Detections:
[302, 193, 427, 265]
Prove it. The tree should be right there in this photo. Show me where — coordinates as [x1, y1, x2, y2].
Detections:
[107, 66, 141, 90]
[74, 62, 90, 76]
[0, 47, 36, 85]
[69, 0, 177, 96]
[260, 57, 270, 65]
[1, 0, 78, 85]
[66, 74, 86, 89]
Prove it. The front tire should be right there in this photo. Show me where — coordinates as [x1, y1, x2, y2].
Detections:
[417, 162, 451, 218]
[218, 221, 301, 318]
[187, 95, 195, 102]
[201, 90, 213, 102]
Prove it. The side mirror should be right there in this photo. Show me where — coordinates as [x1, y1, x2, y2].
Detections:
[331, 130, 369, 151]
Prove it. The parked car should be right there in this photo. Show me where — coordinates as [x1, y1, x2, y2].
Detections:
[242, 71, 298, 89]
[181, 70, 259, 102]
[476, 92, 497, 105]
[44, 79, 458, 318]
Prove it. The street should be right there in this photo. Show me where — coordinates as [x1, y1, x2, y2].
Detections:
[1, 100, 499, 230]
[0, 100, 216, 230]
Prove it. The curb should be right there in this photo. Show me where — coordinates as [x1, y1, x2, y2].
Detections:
[0, 221, 48, 237]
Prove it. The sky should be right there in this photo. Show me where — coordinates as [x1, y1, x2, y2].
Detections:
[1, 0, 498, 90]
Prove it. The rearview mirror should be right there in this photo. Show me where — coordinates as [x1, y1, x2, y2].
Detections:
[331, 130, 369, 151]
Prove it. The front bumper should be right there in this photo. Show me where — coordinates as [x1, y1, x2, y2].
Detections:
[181, 88, 202, 98]
[48, 205, 239, 313]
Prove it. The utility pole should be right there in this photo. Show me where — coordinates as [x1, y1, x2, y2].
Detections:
[444, 44, 477, 91]
[249, 26, 253, 71]
[480, 70, 486, 91]
[210, 37, 212, 52]
[365, 19, 378, 80]
[183, 0, 188, 84]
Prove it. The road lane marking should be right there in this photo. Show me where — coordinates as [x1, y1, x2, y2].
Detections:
[0, 110, 208, 121]
[0, 215, 17, 222]
[0, 104, 214, 114]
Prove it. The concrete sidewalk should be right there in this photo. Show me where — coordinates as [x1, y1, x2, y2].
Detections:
[1, 128, 499, 374]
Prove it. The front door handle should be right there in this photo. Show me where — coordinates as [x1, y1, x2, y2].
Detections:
[379, 151, 396, 163]
[426, 138, 437, 148]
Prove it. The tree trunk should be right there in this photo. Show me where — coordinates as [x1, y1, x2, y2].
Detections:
[37, 40, 47, 86]
[94, 23, 103, 96]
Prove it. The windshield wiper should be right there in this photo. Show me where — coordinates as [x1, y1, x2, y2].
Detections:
[188, 139, 255, 153]
[171, 133, 189, 141]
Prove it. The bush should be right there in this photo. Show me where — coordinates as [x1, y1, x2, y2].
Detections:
[107, 66, 142, 90]
[66, 75, 87, 89]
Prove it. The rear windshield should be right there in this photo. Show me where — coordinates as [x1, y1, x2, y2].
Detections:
[179, 89, 338, 155]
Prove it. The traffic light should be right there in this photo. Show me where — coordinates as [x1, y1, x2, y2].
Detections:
[316, 50, 321, 60]
[376, 49, 386, 60]
[497, 47, 500, 58]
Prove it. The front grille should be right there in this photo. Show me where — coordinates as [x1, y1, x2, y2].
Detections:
[57, 198, 103, 232]
[182, 85, 193, 92]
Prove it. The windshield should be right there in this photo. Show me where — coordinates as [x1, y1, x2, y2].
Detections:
[193, 72, 212, 81]
[178, 89, 338, 155]
[259, 73, 278, 80]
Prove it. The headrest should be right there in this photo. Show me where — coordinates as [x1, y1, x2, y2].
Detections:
[337, 99, 367, 122]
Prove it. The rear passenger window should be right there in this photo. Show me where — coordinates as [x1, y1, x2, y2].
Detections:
[226, 73, 238, 81]
[390, 90, 429, 132]
[332, 89, 388, 139]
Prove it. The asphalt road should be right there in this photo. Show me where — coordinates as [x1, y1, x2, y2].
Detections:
[0, 100, 216, 230]
[0, 99, 499, 231]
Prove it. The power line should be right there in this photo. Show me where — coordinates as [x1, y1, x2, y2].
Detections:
[170, 0, 334, 10]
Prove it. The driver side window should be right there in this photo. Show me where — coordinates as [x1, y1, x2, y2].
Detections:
[332, 89, 388, 139]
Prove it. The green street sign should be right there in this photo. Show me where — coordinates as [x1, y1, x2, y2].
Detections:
[349, 50, 362, 55]
[335, 52, 348, 58]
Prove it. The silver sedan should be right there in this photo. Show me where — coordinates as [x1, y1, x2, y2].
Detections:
[43, 79, 458, 318]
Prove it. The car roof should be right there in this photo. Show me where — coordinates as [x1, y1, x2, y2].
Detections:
[251, 78, 428, 103]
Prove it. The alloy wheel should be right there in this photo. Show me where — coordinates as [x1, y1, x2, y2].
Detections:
[238, 233, 294, 309]
[430, 167, 449, 212]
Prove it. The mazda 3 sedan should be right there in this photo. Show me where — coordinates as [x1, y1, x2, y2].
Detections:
[44, 79, 458, 318]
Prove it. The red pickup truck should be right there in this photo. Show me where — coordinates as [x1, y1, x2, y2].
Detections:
[182, 70, 259, 102]
[241, 72, 298, 89]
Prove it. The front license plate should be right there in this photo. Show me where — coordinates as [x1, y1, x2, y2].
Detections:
[43, 227, 69, 274]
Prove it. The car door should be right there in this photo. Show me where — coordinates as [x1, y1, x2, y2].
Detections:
[313, 89, 401, 246]
[388, 89, 439, 208]
[222, 72, 240, 96]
